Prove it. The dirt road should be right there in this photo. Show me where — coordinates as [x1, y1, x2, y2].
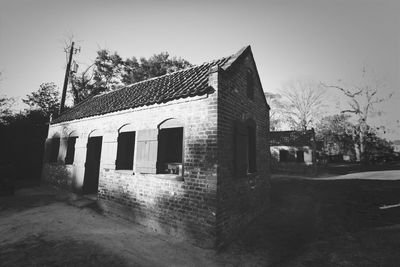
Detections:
[2, 169, 400, 266]
[0, 187, 221, 267]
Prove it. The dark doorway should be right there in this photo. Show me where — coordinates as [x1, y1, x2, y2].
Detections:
[296, 150, 305, 163]
[83, 136, 102, 194]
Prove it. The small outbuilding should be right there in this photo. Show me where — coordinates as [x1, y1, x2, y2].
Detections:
[270, 129, 317, 174]
[42, 46, 271, 247]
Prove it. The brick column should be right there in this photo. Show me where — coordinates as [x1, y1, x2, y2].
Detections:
[72, 136, 87, 192]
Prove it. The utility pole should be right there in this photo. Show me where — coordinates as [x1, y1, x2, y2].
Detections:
[59, 41, 75, 114]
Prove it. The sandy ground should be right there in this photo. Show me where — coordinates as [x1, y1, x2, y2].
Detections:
[0, 187, 224, 267]
[2, 169, 400, 266]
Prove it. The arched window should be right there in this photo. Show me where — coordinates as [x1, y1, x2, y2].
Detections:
[65, 131, 79, 165]
[116, 124, 136, 170]
[157, 119, 184, 175]
[246, 119, 257, 173]
[135, 118, 184, 176]
[46, 133, 60, 163]
[234, 118, 257, 175]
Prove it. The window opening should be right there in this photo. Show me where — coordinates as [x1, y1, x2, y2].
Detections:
[157, 127, 183, 175]
[65, 137, 77, 164]
[116, 131, 136, 170]
[49, 138, 60, 163]
[246, 69, 254, 100]
[296, 150, 304, 162]
[279, 149, 289, 162]
[247, 125, 256, 173]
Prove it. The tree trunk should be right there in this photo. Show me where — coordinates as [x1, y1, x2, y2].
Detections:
[351, 131, 361, 162]
[359, 130, 366, 164]
[354, 142, 360, 162]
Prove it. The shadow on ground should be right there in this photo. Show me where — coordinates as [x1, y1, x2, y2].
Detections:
[2, 171, 400, 266]
[223, 174, 400, 266]
[0, 234, 127, 267]
[0, 187, 67, 215]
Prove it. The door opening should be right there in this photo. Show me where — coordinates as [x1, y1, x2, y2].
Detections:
[83, 136, 102, 194]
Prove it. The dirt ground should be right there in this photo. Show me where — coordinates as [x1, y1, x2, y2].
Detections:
[1, 170, 400, 266]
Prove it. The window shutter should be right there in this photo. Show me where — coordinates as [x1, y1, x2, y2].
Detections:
[136, 129, 158, 174]
[101, 134, 118, 169]
[234, 121, 247, 175]
[115, 135, 121, 168]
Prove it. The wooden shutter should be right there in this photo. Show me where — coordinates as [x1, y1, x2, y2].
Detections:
[115, 135, 122, 169]
[234, 121, 247, 175]
[136, 129, 158, 174]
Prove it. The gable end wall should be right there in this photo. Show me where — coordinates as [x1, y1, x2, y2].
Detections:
[216, 53, 271, 246]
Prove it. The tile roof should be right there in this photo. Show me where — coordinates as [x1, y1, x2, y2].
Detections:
[270, 130, 315, 147]
[52, 46, 250, 124]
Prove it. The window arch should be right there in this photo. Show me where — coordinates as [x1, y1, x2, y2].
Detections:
[68, 130, 79, 138]
[158, 118, 183, 129]
[118, 123, 135, 133]
[88, 129, 102, 137]
[116, 124, 136, 170]
[65, 131, 79, 165]
[157, 118, 184, 174]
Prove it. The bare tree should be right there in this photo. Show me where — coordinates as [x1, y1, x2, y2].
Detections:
[70, 63, 95, 104]
[323, 67, 392, 163]
[280, 79, 326, 131]
[264, 92, 286, 131]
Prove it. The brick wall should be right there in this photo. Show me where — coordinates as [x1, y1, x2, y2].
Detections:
[42, 93, 218, 247]
[216, 53, 271, 246]
[41, 52, 271, 247]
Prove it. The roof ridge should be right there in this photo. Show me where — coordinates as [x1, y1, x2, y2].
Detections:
[221, 45, 251, 71]
[98, 54, 233, 98]
[52, 46, 247, 124]
[55, 94, 95, 118]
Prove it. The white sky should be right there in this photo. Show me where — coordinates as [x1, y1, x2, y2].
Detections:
[1, 0, 399, 139]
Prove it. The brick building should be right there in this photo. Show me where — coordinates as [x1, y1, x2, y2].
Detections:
[42, 46, 271, 247]
[270, 129, 317, 174]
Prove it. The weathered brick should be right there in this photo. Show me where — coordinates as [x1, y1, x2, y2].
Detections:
[42, 46, 271, 248]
